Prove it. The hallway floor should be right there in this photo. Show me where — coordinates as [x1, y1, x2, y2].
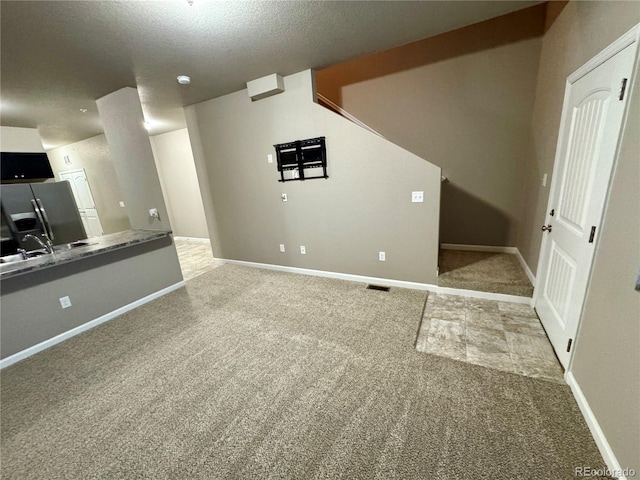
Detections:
[174, 237, 224, 281]
[416, 292, 564, 383]
[437, 249, 534, 297]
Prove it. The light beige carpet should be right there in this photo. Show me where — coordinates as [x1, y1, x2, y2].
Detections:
[1, 265, 607, 479]
[438, 249, 534, 297]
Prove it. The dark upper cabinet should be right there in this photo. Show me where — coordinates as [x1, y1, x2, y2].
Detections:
[1, 152, 55, 183]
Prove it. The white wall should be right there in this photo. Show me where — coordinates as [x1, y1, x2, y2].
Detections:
[150, 129, 209, 239]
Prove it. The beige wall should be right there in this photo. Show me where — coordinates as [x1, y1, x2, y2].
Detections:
[186, 70, 441, 284]
[523, 2, 640, 473]
[1, 236, 183, 359]
[316, 6, 546, 247]
[0, 126, 45, 152]
[47, 134, 131, 235]
[150, 129, 209, 239]
[573, 61, 639, 474]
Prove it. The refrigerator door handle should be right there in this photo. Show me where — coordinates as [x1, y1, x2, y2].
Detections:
[30, 198, 47, 235]
[35, 198, 55, 240]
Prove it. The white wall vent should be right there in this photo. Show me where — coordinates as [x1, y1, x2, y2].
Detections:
[246, 74, 285, 101]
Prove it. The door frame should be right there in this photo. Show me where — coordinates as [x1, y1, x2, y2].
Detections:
[532, 23, 640, 374]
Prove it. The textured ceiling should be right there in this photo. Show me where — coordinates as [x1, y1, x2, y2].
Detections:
[1, 0, 541, 149]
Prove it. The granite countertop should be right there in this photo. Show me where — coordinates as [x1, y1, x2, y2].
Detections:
[0, 229, 171, 280]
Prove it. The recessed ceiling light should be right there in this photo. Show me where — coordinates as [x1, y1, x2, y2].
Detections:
[79, 108, 88, 113]
[177, 75, 191, 85]
[143, 118, 164, 132]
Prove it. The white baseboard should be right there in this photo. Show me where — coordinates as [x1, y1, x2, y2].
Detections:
[514, 248, 537, 287]
[440, 243, 537, 287]
[222, 259, 532, 304]
[222, 259, 431, 290]
[174, 236, 210, 244]
[565, 372, 628, 479]
[0, 281, 185, 370]
[440, 243, 518, 253]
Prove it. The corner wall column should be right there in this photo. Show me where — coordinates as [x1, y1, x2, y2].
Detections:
[96, 87, 171, 231]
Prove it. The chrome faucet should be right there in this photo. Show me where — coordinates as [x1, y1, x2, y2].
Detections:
[22, 234, 54, 254]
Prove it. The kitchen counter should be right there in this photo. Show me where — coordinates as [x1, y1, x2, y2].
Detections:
[0, 229, 172, 279]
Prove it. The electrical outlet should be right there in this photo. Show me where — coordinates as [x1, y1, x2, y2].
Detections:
[149, 208, 159, 218]
[268, 154, 274, 164]
[542, 173, 548, 187]
[379, 251, 386, 261]
[279, 244, 285, 253]
[412, 191, 424, 203]
[300, 246, 306, 255]
[119, 201, 125, 208]
[59, 296, 72, 309]
[281, 193, 288, 202]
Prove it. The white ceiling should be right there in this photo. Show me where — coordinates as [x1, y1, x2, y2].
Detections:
[1, 0, 541, 149]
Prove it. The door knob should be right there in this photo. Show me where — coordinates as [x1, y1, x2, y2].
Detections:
[541, 224, 553, 233]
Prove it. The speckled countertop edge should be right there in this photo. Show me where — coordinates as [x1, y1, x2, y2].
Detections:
[0, 229, 172, 280]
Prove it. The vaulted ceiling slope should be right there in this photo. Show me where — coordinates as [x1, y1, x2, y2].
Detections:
[1, 0, 541, 149]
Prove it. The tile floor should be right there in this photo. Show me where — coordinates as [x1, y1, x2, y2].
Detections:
[174, 237, 224, 281]
[416, 293, 565, 383]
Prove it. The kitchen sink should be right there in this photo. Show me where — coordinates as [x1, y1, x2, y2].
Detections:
[1, 241, 97, 264]
[53, 240, 97, 252]
[0, 253, 27, 264]
[70, 241, 91, 247]
[0, 249, 48, 264]
[25, 250, 48, 258]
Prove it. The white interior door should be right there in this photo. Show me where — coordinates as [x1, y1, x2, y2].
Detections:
[534, 37, 637, 368]
[59, 169, 104, 237]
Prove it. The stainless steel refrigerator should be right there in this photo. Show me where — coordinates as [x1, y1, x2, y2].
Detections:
[0, 182, 87, 252]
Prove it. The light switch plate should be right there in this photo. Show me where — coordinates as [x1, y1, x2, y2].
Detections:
[268, 154, 273, 164]
[280, 244, 285, 253]
[281, 193, 288, 202]
[542, 173, 548, 187]
[300, 246, 306, 255]
[412, 191, 424, 203]
[379, 251, 386, 261]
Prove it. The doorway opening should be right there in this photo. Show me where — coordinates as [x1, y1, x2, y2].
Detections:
[173, 237, 223, 282]
[437, 248, 533, 297]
